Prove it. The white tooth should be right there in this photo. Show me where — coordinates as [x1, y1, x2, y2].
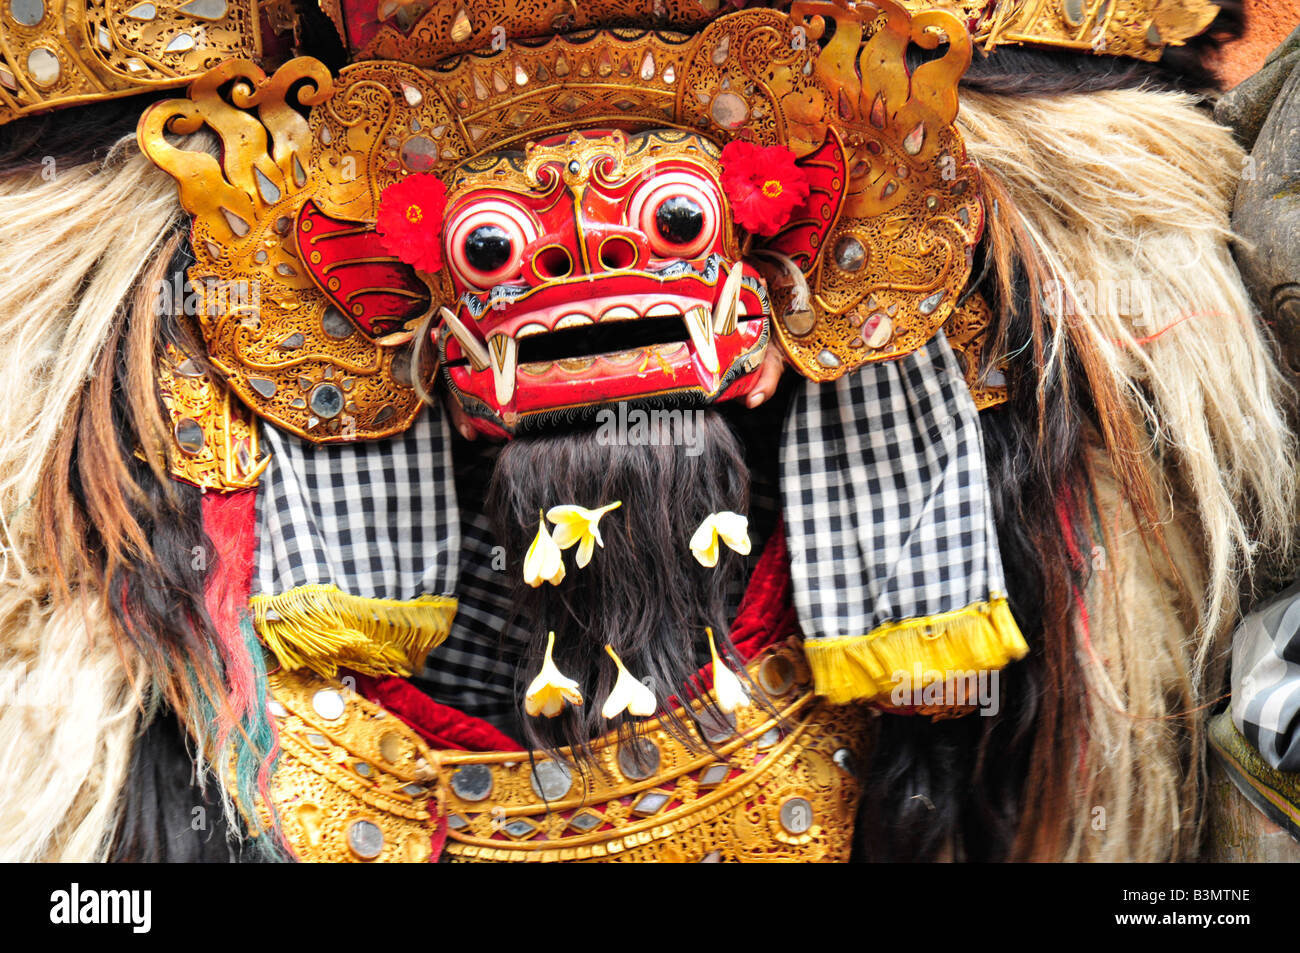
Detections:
[439, 306, 490, 372]
[646, 303, 678, 318]
[375, 330, 415, 347]
[684, 304, 719, 374]
[516, 322, 547, 338]
[713, 265, 744, 335]
[556, 313, 593, 329]
[601, 305, 639, 321]
[488, 332, 517, 405]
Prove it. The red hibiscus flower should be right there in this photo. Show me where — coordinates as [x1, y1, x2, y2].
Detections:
[376, 173, 448, 273]
[720, 141, 812, 237]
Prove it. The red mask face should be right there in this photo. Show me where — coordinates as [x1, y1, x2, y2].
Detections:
[436, 129, 769, 436]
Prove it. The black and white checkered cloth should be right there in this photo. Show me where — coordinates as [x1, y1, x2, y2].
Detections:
[254, 407, 460, 602]
[252, 399, 783, 734]
[1232, 581, 1300, 772]
[410, 443, 530, 730]
[780, 331, 1007, 642]
[251, 333, 1006, 726]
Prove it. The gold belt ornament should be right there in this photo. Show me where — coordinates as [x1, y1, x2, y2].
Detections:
[258, 666, 440, 863]
[259, 638, 872, 862]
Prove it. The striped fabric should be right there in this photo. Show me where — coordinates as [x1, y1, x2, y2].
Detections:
[1232, 581, 1300, 772]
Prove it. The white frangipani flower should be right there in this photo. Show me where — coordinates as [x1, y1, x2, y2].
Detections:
[707, 627, 751, 714]
[689, 511, 751, 568]
[523, 509, 566, 587]
[547, 501, 622, 569]
[525, 631, 583, 718]
[600, 645, 658, 719]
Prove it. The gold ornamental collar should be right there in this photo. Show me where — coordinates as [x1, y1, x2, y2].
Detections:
[258, 637, 874, 862]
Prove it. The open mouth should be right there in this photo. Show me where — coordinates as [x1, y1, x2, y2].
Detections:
[492, 295, 731, 387]
[440, 264, 767, 425]
[516, 314, 690, 365]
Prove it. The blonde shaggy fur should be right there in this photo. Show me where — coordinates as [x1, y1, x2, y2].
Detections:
[0, 87, 1292, 861]
[960, 88, 1297, 860]
[0, 138, 182, 860]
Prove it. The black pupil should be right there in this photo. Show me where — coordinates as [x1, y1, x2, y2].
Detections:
[464, 225, 512, 273]
[655, 196, 705, 246]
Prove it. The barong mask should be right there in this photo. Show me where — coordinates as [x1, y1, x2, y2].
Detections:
[7, 0, 1226, 447]
[434, 130, 770, 437]
[134, 0, 1000, 451]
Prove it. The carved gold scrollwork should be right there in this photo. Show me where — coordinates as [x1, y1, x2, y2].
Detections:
[140, 2, 997, 437]
[157, 340, 270, 490]
[0, 0, 262, 124]
[139, 59, 427, 441]
[260, 638, 873, 862]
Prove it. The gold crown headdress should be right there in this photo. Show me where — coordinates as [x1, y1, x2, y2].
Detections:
[0, 0, 263, 124]
[0, 1, 1222, 128]
[967, 0, 1219, 61]
[133, 0, 988, 445]
[321, 0, 1219, 67]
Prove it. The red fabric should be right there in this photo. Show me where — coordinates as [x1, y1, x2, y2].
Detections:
[339, 0, 382, 54]
[355, 672, 525, 752]
[200, 487, 281, 809]
[728, 519, 797, 663]
[429, 809, 449, 861]
[201, 489, 258, 640]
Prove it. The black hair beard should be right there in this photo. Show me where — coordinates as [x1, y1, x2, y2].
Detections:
[487, 405, 754, 765]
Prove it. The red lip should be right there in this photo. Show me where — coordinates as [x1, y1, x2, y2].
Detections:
[439, 263, 769, 436]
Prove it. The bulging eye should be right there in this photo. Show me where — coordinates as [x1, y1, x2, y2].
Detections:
[628, 172, 721, 259]
[655, 196, 704, 246]
[465, 225, 512, 273]
[445, 199, 539, 290]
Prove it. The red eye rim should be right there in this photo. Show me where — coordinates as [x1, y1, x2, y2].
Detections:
[444, 199, 540, 290]
[627, 172, 722, 260]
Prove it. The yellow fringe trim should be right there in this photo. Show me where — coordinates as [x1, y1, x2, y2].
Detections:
[803, 597, 1028, 705]
[250, 584, 458, 678]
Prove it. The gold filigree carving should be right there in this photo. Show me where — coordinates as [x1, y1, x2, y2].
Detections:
[767, 0, 984, 381]
[972, 0, 1219, 62]
[0, 0, 1218, 128]
[158, 342, 270, 490]
[439, 638, 870, 863]
[0, 0, 261, 124]
[337, 0, 1214, 68]
[261, 638, 873, 863]
[943, 292, 1007, 411]
[257, 666, 441, 862]
[138, 58, 427, 442]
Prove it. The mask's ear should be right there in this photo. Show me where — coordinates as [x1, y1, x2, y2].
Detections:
[295, 199, 432, 340]
[761, 130, 849, 273]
